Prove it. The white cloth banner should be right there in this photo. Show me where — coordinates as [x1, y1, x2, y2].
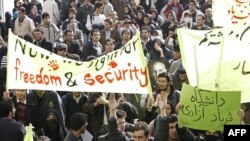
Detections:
[7, 31, 152, 94]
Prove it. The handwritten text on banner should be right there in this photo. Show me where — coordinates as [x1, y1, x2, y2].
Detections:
[7, 31, 152, 94]
[178, 84, 241, 131]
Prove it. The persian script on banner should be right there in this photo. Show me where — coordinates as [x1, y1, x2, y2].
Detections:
[7, 31, 152, 94]
[178, 84, 241, 131]
[213, 0, 250, 27]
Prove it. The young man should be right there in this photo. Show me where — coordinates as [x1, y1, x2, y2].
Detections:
[55, 43, 80, 61]
[82, 29, 103, 61]
[32, 28, 53, 52]
[0, 101, 26, 141]
[14, 7, 35, 36]
[85, 2, 105, 32]
[36, 12, 60, 44]
[64, 113, 88, 141]
[191, 13, 211, 30]
[100, 18, 121, 47]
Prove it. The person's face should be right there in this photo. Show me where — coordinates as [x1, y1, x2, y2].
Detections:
[205, 9, 212, 17]
[15, 89, 26, 101]
[31, 8, 37, 15]
[97, 6, 104, 13]
[46, 113, 58, 131]
[172, 50, 181, 60]
[70, 19, 77, 28]
[105, 40, 114, 53]
[173, 0, 179, 4]
[143, 17, 150, 24]
[153, 62, 167, 79]
[137, 12, 143, 19]
[66, 31, 74, 42]
[189, 2, 196, 11]
[124, 7, 129, 14]
[18, 10, 25, 18]
[179, 73, 187, 82]
[57, 50, 66, 56]
[16, 1, 21, 7]
[118, 117, 126, 132]
[109, 12, 116, 20]
[151, 12, 156, 18]
[158, 77, 168, 90]
[43, 16, 50, 25]
[134, 130, 148, 141]
[69, 12, 76, 19]
[167, 13, 174, 21]
[104, 21, 112, 30]
[73, 92, 81, 98]
[84, 0, 90, 5]
[122, 31, 131, 41]
[131, 0, 136, 5]
[35, 90, 45, 98]
[169, 122, 178, 140]
[91, 31, 100, 42]
[165, 103, 172, 115]
[33, 31, 43, 41]
[196, 16, 204, 26]
[141, 30, 149, 39]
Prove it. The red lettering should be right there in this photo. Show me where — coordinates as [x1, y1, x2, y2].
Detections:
[30, 74, 35, 83]
[84, 73, 95, 86]
[104, 72, 114, 83]
[24, 73, 29, 83]
[50, 76, 62, 86]
[14, 59, 62, 86]
[95, 75, 104, 84]
[43, 74, 49, 85]
[139, 67, 148, 87]
[36, 67, 44, 84]
[14, 58, 20, 80]
[114, 70, 123, 81]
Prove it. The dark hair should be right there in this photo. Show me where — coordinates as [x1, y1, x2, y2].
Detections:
[104, 18, 113, 25]
[189, 0, 198, 8]
[94, 2, 103, 10]
[169, 114, 178, 123]
[121, 29, 131, 36]
[33, 28, 44, 34]
[105, 38, 115, 45]
[197, 13, 206, 20]
[70, 113, 88, 130]
[14, 0, 21, 8]
[158, 72, 170, 82]
[68, 17, 75, 23]
[90, 29, 100, 36]
[141, 27, 150, 33]
[19, 7, 26, 13]
[23, 33, 33, 42]
[64, 29, 73, 35]
[42, 12, 50, 19]
[68, 7, 77, 15]
[134, 121, 149, 137]
[0, 100, 13, 118]
[166, 100, 175, 115]
[116, 109, 127, 119]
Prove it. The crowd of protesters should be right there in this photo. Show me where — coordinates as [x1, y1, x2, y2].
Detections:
[0, 0, 249, 141]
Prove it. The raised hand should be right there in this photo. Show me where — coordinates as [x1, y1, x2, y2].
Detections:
[108, 93, 119, 111]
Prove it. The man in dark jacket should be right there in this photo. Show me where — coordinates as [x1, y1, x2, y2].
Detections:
[63, 29, 82, 58]
[32, 28, 53, 52]
[62, 92, 88, 129]
[82, 29, 103, 61]
[26, 90, 65, 133]
[0, 100, 26, 141]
